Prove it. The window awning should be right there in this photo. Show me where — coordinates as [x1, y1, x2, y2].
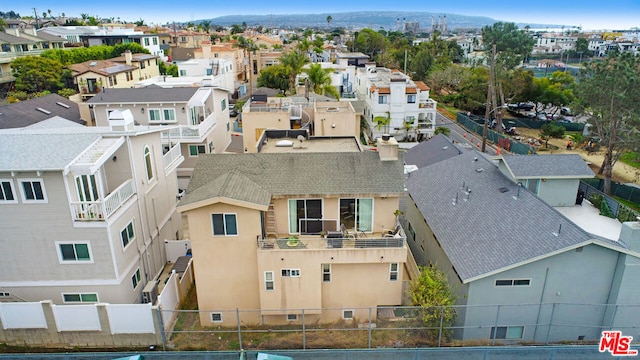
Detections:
[65, 137, 125, 176]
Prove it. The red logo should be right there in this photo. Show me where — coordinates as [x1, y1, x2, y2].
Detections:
[600, 331, 638, 356]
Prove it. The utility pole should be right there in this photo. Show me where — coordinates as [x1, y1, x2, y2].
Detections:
[482, 45, 496, 153]
[33, 8, 39, 29]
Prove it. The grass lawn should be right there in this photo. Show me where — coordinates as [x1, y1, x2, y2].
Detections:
[620, 152, 640, 169]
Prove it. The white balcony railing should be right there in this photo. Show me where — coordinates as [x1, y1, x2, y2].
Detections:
[161, 114, 216, 141]
[419, 99, 437, 109]
[163, 143, 183, 170]
[70, 179, 135, 221]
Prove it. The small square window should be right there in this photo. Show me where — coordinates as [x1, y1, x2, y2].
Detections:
[131, 268, 141, 289]
[286, 314, 298, 321]
[342, 310, 354, 320]
[19, 179, 47, 202]
[58, 243, 91, 262]
[0, 180, 17, 203]
[211, 312, 223, 322]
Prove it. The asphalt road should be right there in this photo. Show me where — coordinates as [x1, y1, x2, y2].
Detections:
[435, 112, 499, 156]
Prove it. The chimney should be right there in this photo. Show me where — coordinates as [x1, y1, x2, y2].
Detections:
[377, 135, 399, 161]
[108, 109, 135, 132]
[618, 221, 640, 252]
[124, 50, 132, 66]
[201, 40, 212, 59]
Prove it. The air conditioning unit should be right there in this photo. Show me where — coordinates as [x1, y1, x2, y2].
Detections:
[142, 280, 158, 304]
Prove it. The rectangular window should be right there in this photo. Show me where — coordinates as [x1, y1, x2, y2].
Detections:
[148, 109, 161, 121]
[211, 213, 238, 236]
[495, 279, 531, 287]
[408, 221, 415, 241]
[63, 293, 98, 303]
[58, 242, 91, 262]
[140, 61, 146, 69]
[221, 99, 227, 111]
[378, 95, 387, 104]
[322, 264, 331, 282]
[265, 271, 274, 291]
[120, 221, 135, 249]
[288, 199, 323, 233]
[189, 145, 206, 157]
[286, 314, 298, 321]
[153, 37, 158, 45]
[179, 69, 187, 76]
[0, 180, 17, 203]
[281, 269, 300, 277]
[131, 268, 141, 289]
[407, 94, 416, 103]
[144, 38, 150, 46]
[163, 109, 176, 121]
[211, 312, 222, 322]
[390, 263, 399, 281]
[342, 310, 354, 319]
[490, 326, 524, 339]
[339, 198, 373, 233]
[19, 179, 47, 202]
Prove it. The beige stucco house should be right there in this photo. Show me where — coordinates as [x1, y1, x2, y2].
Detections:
[177, 138, 418, 327]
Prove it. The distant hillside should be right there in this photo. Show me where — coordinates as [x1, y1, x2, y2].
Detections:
[196, 11, 561, 31]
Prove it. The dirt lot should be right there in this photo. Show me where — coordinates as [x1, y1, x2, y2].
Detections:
[513, 128, 640, 185]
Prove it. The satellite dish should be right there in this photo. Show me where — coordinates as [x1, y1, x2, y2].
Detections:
[297, 135, 305, 143]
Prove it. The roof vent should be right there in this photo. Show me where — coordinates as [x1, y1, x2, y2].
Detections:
[89, 61, 97, 66]
[475, 168, 484, 173]
[499, 187, 509, 193]
[56, 101, 70, 109]
[36, 107, 51, 115]
[442, 146, 448, 150]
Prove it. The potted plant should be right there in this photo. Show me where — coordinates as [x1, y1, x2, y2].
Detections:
[286, 235, 300, 247]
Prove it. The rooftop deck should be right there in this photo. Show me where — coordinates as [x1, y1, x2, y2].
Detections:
[258, 233, 405, 250]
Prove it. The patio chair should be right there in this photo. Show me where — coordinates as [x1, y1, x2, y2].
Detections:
[382, 225, 401, 238]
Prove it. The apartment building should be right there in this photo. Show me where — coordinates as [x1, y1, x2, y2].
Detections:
[240, 96, 360, 153]
[87, 86, 232, 188]
[356, 64, 437, 141]
[177, 137, 418, 327]
[0, 112, 184, 304]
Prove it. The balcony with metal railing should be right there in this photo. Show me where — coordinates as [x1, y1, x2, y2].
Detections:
[70, 179, 135, 221]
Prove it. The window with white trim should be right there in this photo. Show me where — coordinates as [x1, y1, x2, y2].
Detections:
[0, 179, 17, 203]
[495, 279, 531, 287]
[390, 263, 399, 281]
[131, 268, 141, 289]
[121, 221, 135, 249]
[144, 146, 154, 181]
[490, 326, 524, 339]
[19, 179, 47, 202]
[211, 213, 238, 236]
[189, 145, 206, 157]
[342, 309, 354, 319]
[407, 94, 416, 103]
[286, 314, 298, 321]
[63, 293, 98, 303]
[322, 264, 331, 282]
[221, 99, 226, 111]
[211, 312, 223, 322]
[148, 108, 177, 123]
[265, 271, 274, 291]
[281, 269, 300, 277]
[57, 242, 92, 262]
[378, 95, 387, 104]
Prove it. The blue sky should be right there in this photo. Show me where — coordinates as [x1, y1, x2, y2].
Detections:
[6, 1, 640, 30]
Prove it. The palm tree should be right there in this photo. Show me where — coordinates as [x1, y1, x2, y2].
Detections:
[373, 112, 391, 133]
[326, 15, 332, 28]
[279, 50, 310, 95]
[200, 20, 211, 33]
[306, 64, 339, 99]
[234, 36, 258, 96]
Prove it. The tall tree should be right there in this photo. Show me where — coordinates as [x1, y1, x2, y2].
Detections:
[353, 28, 385, 59]
[481, 22, 535, 133]
[576, 52, 640, 194]
[11, 56, 64, 93]
[256, 64, 288, 93]
[279, 50, 309, 95]
[306, 63, 338, 99]
[326, 15, 332, 28]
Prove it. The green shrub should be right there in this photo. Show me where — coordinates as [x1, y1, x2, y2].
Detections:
[588, 193, 604, 209]
[600, 199, 614, 218]
[617, 205, 639, 222]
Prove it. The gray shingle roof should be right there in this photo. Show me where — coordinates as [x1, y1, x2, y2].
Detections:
[0, 32, 35, 44]
[0, 94, 84, 129]
[406, 152, 608, 283]
[501, 154, 594, 178]
[404, 134, 464, 168]
[86, 87, 199, 104]
[181, 152, 404, 207]
[180, 171, 272, 207]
